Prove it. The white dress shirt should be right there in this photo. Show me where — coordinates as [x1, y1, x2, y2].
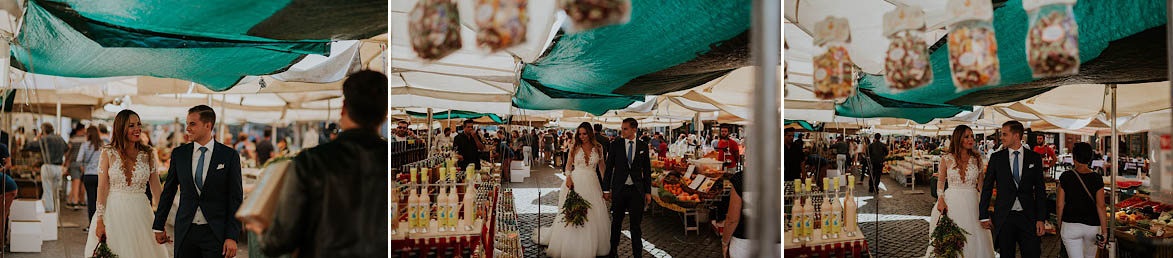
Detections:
[190, 139, 214, 224]
[982, 146, 1027, 224]
[156, 140, 214, 233]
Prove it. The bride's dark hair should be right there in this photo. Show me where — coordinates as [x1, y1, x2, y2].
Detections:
[948, 125, 983, 173]
[570, 122, 602, 165]
[109, 109, 153, 186]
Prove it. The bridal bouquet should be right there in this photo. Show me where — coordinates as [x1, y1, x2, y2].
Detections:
[930, 213, 969, 258]
[91, 238, 119, 258]
[560, 190, 592, 227]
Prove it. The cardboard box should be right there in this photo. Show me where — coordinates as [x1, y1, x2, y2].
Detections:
[10, 220, 42, 252]
[40, 212, 57, 241]
[10, 199, 40, 221]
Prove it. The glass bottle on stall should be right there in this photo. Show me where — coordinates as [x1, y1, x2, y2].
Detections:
[447, 167, 459, 232]
[420, 168, 431, 233]
[410, 167, 419, 233]
[802, 178, 815, 241]
[790, 179, 804, 243]
[437, 184, 448, 233]
[392, 185, 400, 236]
[463, 169, 478, 232]
[821, 178, 832, 239]
[830, 176, 842, 238]
[845, 175, 858, 237]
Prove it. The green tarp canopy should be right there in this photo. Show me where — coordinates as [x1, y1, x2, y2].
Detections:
[11, 0, 385, 90]
[407, 110, 505, 124]
[836, 0, 1167, 123]
[785, 120, 818, 131]
[514, 0, 751, 115]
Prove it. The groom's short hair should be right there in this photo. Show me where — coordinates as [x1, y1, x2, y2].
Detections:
[623, 118, 638, 128]
[188, 105, 216, 127]
[1002, 121, 1024, 137]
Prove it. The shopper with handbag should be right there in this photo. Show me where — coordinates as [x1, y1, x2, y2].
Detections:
[1057, 142, 1108, 258]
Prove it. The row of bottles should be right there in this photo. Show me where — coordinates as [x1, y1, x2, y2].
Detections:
[494, 188, 522, 258]
[392, 139, 429, 168]
[400, 162, 484, 236]
[789, 175, 858, 244]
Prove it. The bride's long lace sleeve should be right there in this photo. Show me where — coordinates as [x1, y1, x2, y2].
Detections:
[95, 147, 111, 218]
[937, 155, 950, 197]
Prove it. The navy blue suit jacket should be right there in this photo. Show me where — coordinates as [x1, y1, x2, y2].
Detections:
[153, 142, 244, 253]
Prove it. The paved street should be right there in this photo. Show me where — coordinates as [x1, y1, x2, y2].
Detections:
[845, 175, 1062, 257]
[508, 163, 723, 258]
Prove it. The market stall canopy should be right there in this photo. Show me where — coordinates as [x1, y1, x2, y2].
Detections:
[13, 39, 386, 94]
[822, 0, 1167, 122]
[406, 110, 505, 124]
[12, 0, 386, 90]
[515, 0, 752, 115]
[390, 0, 561, 114]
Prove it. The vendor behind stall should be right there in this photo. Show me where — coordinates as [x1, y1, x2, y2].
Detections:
[715, 126, 741, 169]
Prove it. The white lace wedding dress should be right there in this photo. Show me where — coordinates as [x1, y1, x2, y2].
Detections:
[926, 155, 995, 258]
[84, 148, 168, 257]
[538, 149, 611, 258]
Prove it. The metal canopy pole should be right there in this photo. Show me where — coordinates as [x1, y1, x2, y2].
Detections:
[427, 108, 434, 155]
[1109, 84, 1119, 258]
[750, 0, 781, 256]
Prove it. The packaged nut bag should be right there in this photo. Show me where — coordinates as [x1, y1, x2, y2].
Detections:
[883, 6, 932, 92]
[946, 0, 999, 92]
[476, 0, 528, 51]
[409, 0, 463, 60]
[1024, 0, 1079, 78]
[812, 17, 855, 100]
[559, 0, 631, 32]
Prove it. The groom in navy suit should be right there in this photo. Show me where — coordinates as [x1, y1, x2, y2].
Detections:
[603, 118, 652, 258]
[979, 121, 1046, 258]
[154, 105, 244, 258]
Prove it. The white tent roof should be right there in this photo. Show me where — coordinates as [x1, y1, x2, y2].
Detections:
[390, 0, 561, 113]
[784, 0, 950, 79]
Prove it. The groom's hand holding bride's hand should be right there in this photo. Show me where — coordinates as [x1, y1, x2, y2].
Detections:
[154, 230, 171, 244]
[1036, 221, 1046, 236]
[980, 221, 992, 229]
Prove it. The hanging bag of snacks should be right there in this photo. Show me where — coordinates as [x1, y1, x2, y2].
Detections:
[1024, 0, 1079, 78]
[476, 0, 528, 51]
[945, 0, 999, 92]
[409, 0, 463, 60]
[812, 17, 855, 100]
[558, 0, 631, 33]
[883, 6, 932, 91]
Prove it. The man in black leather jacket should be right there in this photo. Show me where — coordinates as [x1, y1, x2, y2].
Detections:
[260, 70, 388, 258]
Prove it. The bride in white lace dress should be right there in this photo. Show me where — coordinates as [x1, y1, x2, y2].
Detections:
[84, 110, 168, 257]
[538, 123, 611, 258]
[926, 125, 994, 258]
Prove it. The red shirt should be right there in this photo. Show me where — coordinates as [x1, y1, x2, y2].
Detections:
[1034, 145, 1056, 166]
[716, 138, 740, 168]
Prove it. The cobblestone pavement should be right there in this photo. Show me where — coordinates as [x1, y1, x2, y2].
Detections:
[508, 164, 722, 258]
[847, 175, 1062, 257]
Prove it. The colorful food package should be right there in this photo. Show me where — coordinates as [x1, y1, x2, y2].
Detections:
[946, 0, 999, 91]
[812, 17, 855, 100]
[883, 6, 932, 91]
[1024, 0, 1079, 78]
[408, 0, 463, 60]
[476, 0, 528, 51]
[558, 0, 631, 32]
